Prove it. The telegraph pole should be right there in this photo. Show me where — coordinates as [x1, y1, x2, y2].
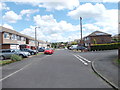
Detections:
[80, 17, 83, 52]
[35, 27, 40, 54]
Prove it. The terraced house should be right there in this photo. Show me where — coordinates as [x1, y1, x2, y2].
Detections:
[0, 26, 48, 49]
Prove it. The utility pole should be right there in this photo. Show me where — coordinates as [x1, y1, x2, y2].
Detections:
[80, 17, 83, 52]
[35, 27, 40, 54]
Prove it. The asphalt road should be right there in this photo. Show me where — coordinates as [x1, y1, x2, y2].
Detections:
[1, 49, 115, 88]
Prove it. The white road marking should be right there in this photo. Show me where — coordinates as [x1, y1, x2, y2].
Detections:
[76, 55, 91, 63]
[0, 55, 48, 82]
[0, 63, 31, 82]
[73, 54, 88, 65]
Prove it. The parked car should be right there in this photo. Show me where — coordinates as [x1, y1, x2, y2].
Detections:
[64, 47, 68, 50]
[33, 50, 39, 53]
[77, 46, 88, 50]
[0, 49, 30, 60]
[20, 48, 37, 55]
[38, 48, 45, 52]
[44, 48, 54, 54]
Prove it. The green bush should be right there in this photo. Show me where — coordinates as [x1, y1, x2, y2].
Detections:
[11, 54, 22, 61]
[90, 43, 120, 51]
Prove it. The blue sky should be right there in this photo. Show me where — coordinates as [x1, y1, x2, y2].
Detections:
[1, 0, 118, 42]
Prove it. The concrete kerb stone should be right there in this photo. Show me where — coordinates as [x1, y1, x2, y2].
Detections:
[91, 61, 119, 90]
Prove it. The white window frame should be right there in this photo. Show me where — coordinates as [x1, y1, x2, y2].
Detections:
[11, 34, 16, 40]
[4, 32, 9, 39]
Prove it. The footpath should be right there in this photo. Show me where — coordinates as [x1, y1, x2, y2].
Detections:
[91, 54, 119, 90]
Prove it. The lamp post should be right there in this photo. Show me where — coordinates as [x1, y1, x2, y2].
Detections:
[80, 17, 83, 52]
[35, 27, 40, 54]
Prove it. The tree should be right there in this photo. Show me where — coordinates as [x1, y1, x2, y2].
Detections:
[71, 41, 78, 45]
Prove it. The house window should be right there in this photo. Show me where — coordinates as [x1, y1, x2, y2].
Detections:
[21, 37, 26, 41]
[85, 37, 90, 41]
[4, 33, 9, 39]
[30, 40, 35, 43]
[11, 34, 16, 40]
[87, 37, 90, 40]
[17, 36, 21, 41]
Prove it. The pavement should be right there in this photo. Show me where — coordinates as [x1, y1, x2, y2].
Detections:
[69, 49, 119, 89]
[91, 50, 119, 89]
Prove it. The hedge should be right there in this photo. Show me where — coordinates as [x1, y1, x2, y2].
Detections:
[90, 43, 120, 51]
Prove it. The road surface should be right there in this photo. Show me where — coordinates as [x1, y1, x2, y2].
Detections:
[2, 49, 116, 88]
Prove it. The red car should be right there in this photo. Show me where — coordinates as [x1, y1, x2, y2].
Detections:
[44, 48, 54, 54]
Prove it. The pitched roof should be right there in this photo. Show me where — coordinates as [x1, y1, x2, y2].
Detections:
[0, 26, 46, 43]
[87, 31, 111, 37]
[112, 34, 120, 38]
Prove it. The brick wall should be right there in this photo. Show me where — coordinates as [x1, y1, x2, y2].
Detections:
[0, 32, 3, 44]
[90, 35, 112, 44]
[2, 45, 10, 49]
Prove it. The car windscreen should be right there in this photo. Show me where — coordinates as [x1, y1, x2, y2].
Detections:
[45, 48, 50, 50]
[11, 49, 20, 52]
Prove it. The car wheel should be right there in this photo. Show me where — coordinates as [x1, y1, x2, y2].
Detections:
[19, 54, 24, 58]
[0, 56, 5, 60]
[31, 52, 34, 55]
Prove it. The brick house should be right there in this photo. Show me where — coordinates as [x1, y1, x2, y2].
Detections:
[112, 34, 120, 42]
[84, 31, 112, 47]
[0, 26, 48, 49]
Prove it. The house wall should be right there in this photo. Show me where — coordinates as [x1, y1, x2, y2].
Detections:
[29, 41, 35, 46]
[0, 32, 3, 44]
[0, 32, 3, 49]
[90, 35, 112, 44]
[3, 32, 26, 44]
[84, 35, 112, 46]
[0, 27, 45, 49]
[2, 45, 10, 49]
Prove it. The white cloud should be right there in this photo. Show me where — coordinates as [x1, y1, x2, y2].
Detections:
[3, 11, 22, 23]
[94, 9, 118, 35]
[68, 3, 106, 19]
[0, 2, 10, 11]
[21, 14, 80, 42]
[20, 9, 39, 21]
[3, 0, 119, 3]
[83, 24, 101, 31]
[33, 14, 79, 34]
[79, 0, 119, 3]
[102, 0, 119, 3]
[20, 9, 39, 16]
[68, 3, 118, 36]
[3, 23, 14, 29]
[21, 9, 118, 42]
[3, 0, 80, 11]
[38, 0, 79, 11]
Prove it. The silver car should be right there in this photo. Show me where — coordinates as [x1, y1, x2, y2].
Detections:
[0, 49, 30, 60]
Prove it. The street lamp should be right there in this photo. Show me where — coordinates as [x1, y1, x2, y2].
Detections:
[35, 26, 40, 54]
[80, 17, 83, 52]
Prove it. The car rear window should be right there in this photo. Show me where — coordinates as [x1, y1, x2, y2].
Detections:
[2, 50, 11, 53]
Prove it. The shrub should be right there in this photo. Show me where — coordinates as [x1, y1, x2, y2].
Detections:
[90, 43, 120, 51]
[11, 54, 22, 61]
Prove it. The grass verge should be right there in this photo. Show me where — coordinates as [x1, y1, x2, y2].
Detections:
[0, 53, 44, 66]
[36, 52, 44, 55]
[0, 60, 14, 66]
[116, 59, 120, 64]
[113, 59, 120, 65]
